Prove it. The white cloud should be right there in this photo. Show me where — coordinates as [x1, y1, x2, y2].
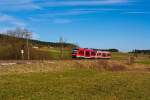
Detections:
[0, 0, 40, 11]
[32, 32, 40, 39]
[0, 27, 40, 40]
[0, 0, 131, 12]
[39, 0, 129, 7]
[32, 8, 121, 20]
[54, 8, 121, 16]
[0, 27, 15, 33]
[125, 11, 150, 14]
[27, 8, 122, 24]
[0, 14, 26, 27]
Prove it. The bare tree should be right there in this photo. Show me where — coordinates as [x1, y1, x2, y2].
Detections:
[6, 27, 32, 39]
[25, 31, 32, 60]
[5, 27, 32, 60]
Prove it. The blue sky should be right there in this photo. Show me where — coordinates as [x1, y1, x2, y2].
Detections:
[0, 0, 150, 51]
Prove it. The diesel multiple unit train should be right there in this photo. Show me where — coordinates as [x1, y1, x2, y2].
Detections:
[72, 48, 111, 59]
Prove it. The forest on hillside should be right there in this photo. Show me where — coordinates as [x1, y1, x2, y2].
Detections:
[131, 50, 150, 54]
[0, 28, 77, 60]
[0, 28, 149, 60]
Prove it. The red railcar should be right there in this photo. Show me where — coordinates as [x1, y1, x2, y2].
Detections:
[72, 48, 111, 59]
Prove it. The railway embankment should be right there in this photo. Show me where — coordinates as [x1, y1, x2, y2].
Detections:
[0, 60, 150, 75]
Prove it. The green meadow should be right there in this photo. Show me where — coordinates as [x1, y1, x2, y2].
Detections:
[0, 58, 150, 100]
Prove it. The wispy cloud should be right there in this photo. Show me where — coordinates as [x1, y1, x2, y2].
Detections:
[39, 0, 129, 7]
[0, 27, 15, 33]
[29, 16, 72, 24]
[0, 26, 40, 40]
[0, 0, 139, 26]
[32, 8, 122, 19]
[125, 11, 150, 14]
[54, 8, 121, 16]
[0, 0, 40, 11]
[0, 13, 26, 27]
[28, 8, 123, 24]
[0, 0, 132, 12]
[32, 32, 40, 39]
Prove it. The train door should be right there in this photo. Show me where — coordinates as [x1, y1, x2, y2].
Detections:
[95, 51, 102, 59]
[77, 49, 85, 58]
[91, 51, 96, 58]
[107, 53, 112, 59]
[84, 49, 93, 59]
[97, 52, 102, 58]
[101, 52, 111, 59]
[102, 53, 107, 58]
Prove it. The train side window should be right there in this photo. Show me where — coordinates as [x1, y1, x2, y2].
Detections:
[79, 51, 81, 54]
[97, 53, 101, 56]
[82, 51, 84, 54]
[107, 54, 111, 56]
[86, 51, 90, 56]
[102, 53, 106, 57]
[91, 52, 95, 56]
[79, 50, 84, 55]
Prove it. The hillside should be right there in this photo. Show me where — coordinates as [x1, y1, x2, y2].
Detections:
[0, 34, 77, 48]
[0, 34, 77, 60]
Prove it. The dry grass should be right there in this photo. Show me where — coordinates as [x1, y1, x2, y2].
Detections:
[0, 59, 150, 75]
[0, 61, 74, 75]
[0, 60, 150, 100]
[0, 60, 129, 75]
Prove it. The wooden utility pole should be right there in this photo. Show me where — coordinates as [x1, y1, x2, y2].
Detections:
[59, 37, 64, 59]
[128, 54, 135, 65]
[26, 32, 30, 60]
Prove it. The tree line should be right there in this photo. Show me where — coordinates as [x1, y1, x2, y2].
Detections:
[0, 28, 77, 60]
[101, 49, 119, 52]
[131, 49, 150, 54]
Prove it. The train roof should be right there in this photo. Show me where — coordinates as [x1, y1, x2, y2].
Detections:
[73, 48, 111, 53]
[96, 51, 111, 53]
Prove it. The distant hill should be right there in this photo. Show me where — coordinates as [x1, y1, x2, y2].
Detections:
[0, 33, 77, 60]
[0, 34, 77, 48]
[131, 49, 150, 54]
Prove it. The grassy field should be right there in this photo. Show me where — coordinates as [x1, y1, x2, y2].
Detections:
[0, 60, 150, 100]
[0, 69, 150, 100]
[111, 52, 129, 61]
[0, 50, 150, 100]
[38, 47, 72, 59]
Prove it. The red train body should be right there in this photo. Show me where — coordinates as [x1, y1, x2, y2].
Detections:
[72, 48, 111, 59]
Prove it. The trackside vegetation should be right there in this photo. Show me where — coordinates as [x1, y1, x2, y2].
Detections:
[0, 28, 150, 100]
[0, 60, 150, 100]
[0, 69, 150, 100]
[0, 30, 77, 60]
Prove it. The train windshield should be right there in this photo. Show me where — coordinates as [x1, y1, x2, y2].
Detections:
[72, 49, 78, 54]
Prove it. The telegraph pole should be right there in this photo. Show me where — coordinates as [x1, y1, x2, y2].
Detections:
[26, 32, 30, 60]
[59, 37, 63, 59]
